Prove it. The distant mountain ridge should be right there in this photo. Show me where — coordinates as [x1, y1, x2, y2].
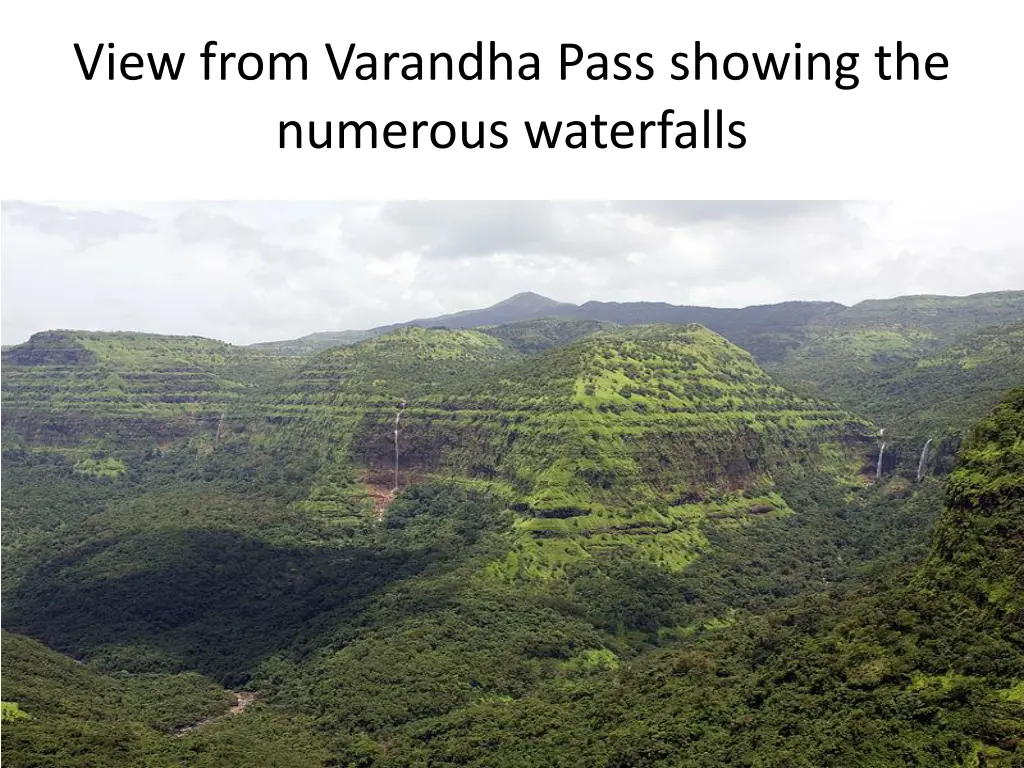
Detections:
[249, 289, 1024, 359]
[248, 292, 576, 355]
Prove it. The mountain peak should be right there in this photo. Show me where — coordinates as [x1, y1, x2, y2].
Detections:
[484, 292, 575, 315]
[494, 291, 563, 308]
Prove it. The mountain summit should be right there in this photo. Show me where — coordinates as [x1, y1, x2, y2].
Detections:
[378, 291, 577, 332]
[488, 291, 570, 312]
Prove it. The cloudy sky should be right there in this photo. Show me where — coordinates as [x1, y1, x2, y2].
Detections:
[1, 200, 1022, 346]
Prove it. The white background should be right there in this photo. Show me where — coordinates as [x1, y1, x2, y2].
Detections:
[1, 0, 1021, 199]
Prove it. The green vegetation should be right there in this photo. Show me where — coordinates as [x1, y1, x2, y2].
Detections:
[249, 329, 378, 356]
[328, 390, 1024, 767]
[779, 322, 1024, 437]
[1, 330, 299, 462]
[253, 324, 870, 577]
[766, 294, 1024, 435]
[2, 701, 31, 723]
[2, 293, 1022, 767]
[478, 317, 619, 354]
[4, 390, 1020, 766]
[251, 289, 1023, 368]
[1, 630, 237, 763]
[922, 387, 1024, 613]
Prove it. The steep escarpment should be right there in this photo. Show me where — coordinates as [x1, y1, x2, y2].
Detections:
[468, 325, 870, 575]
[773, 322, 1024, 485]
[267, 324, 871, 575]
[345, 324, 868, 479]
[0, 323, 875, 578]
[1, 330, 296, 454]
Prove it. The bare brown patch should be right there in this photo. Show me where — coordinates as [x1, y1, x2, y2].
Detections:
[364, 483, 396, 522]
[230, 691, 257, 715]
[360, 469, 427, 522]
[175, 691, 258, 736]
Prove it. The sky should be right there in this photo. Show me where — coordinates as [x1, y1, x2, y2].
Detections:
[1, 200, 1022, 346]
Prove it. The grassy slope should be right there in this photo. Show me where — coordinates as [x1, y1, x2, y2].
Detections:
[801, 322, 1024, 437]
[248, 329, 378, 356]
[477, 317, 620, 354]
[466, 325, 867, 576]
[2, 324, 871, 581]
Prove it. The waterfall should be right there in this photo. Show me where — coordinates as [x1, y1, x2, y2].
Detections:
[916, 438, 933, 482]
[393, 403, 405, 492]
[873, 428, 886, 481]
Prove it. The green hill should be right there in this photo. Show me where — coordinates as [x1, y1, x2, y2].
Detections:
[834, 290, 1024, 334]
[768, 292, 1024, 400]
[243, 289, 1024, 455]
[1, 330, 297, 454]
[0, 322, 874, 580]
[7, 388, 1015, 768]
[768, 322, 1024, 484]
[251, 292, 576, 355]
[244, 290, 1024, 452]
[250, 290, 1024, 366]
[248, 329, 377, 356]
[251, 324, 870, 577]
[0, 630, 237, 762]
[805, 322, 1024, 435]
[922, 387, 1024, 614]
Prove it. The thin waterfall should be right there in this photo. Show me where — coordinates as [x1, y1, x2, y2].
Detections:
[916, 438, 933, 482]
[393, 402, 406, 492]
[875, 428, 886, 481]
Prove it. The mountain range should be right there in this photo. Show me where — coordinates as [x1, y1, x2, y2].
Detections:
[1, 288, 1022, 767]
[250, 288, 1024, 359]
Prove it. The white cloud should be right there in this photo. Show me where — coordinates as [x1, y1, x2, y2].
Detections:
[1, 200, 1022, 346]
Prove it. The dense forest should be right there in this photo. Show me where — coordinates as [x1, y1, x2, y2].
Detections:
[2, 290, 1022, 767]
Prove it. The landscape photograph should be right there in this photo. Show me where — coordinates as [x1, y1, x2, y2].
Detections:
[1, 200, 1022, 767]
